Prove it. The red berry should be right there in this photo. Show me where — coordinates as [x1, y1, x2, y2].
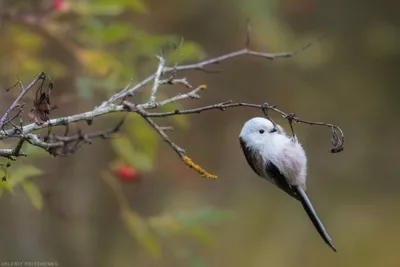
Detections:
[52, 0, 64, 11]
[116, 165, 140, 183]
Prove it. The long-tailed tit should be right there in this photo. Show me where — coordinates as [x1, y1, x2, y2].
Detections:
[239, 117, 336, 252]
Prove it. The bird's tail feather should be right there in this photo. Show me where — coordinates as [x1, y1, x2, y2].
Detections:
[294, 186, 337, 252]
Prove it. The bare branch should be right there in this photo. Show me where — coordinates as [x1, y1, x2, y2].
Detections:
[163, 42, 315, 73]
[0, 104, 125, 138]
[0, 147, 27, 160]
[0, 72, 46, 127]
[96, 75, 155, 110]
[149, 56, 166, 104]
[46, 119, 124, 143]
[0, 83, 207, 138]
[97, 39, 321, 107]
[31, 120, 123, 157]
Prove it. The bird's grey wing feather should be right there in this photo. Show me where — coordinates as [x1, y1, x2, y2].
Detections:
[239, 137, 264, 177]
[265, 160, 300, 200]
[240, 137, 299, 199]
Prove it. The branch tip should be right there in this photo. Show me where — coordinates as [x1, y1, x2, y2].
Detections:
[183, 156, 218, 180]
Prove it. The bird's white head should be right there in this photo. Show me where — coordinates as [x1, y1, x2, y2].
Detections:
[239, 117, 281, 150]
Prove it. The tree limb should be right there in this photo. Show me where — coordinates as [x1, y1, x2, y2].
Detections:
[0, 37, 343, 180]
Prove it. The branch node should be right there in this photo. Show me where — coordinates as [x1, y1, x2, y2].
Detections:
[122, 101, 136, 111]
[189, 93, 201, 99]
[86, 118, 93, 126]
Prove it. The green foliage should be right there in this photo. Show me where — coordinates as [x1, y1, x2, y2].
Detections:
[122, 208, 161, 257]
[109, 107, 190, 175]
[0, 0, 205, 99]
[110, 133, 154, 172]
[22, 181, 43, 210]
[176, 207, 234, 225]
[159, 100, 190, 130]
[103, 171, 161, 256]
[6, 165, 43, 190]
[184, 225, 215, 247]
[1, 25, 46, 79]
[23, 144, 49, 158]
[103, 171, 232, 258]
[174, 248, 208, 267]
[120, 205, 231, 259]
[0, 164, 44, 209]
[125, 114, 160, 159]
[148, 208, 233, 244]
[73, 0, 148, 15]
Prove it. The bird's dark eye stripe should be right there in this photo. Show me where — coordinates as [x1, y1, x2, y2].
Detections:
[259, 129, 265, 134]
[270, 128, 277, 133]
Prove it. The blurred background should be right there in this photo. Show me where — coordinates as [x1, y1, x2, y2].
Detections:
[0, 0, 399, 266]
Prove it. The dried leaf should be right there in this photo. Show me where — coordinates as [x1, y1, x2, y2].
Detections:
[330, 127, 344, 153]
[29, 83, 53, 125]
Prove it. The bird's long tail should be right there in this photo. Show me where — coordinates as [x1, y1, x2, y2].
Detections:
[294, 186, 337, 252]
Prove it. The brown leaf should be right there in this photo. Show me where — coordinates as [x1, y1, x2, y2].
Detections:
[30, 86, 53, 125]
[37, 92, 51, 113]
[28, 109, 49, 125]
[330, 127, 344, 153]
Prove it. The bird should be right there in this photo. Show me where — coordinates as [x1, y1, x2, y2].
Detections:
[239, 117, 336, 252]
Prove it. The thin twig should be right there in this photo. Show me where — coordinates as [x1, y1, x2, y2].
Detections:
[34, 120, 123, 156]
[98, 39, 321, 107]
[0, 83, 207, 138]
[96, 75, 155, 110]
[0, 72, 46, 127]
[149, 56, 166, 104]
[139, 101, 345, 153]
[46, 119, 124, 143]
[12, 139, 25, 156]
[137, 108, 185, 157]
[159, 78, 193, 89]
[136, 107, 217, 179]
[156, 84, 206, 106]
[0, 104, 125, 138]
[163, 43, 315, 73]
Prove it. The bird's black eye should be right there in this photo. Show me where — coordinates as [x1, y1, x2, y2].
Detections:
[270, 128, 277, 133]
[259, 129, 265, 134]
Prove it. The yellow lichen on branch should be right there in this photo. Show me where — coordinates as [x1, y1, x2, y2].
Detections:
[183, 156, 218, 180]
